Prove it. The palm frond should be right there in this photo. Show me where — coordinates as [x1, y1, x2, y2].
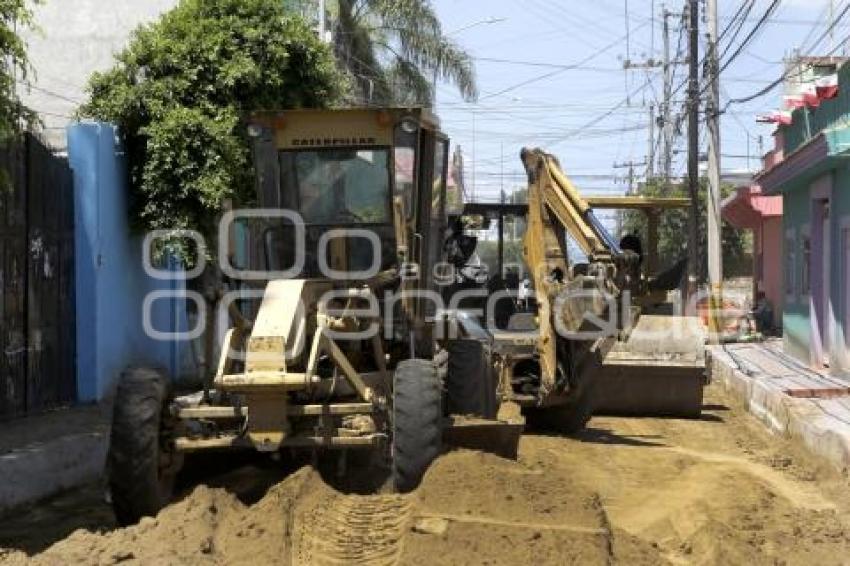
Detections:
[398, 33, 477, 101]
[364, 0, 441, 37]
[385, 56, 433, 106]
[333, 0, 477, 105]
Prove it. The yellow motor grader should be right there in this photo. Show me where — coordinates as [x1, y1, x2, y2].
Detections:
[107, 108, 522, 525]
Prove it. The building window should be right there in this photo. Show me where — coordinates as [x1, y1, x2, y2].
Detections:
[785, 229, 796, 301]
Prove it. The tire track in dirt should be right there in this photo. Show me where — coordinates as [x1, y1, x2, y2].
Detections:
[293, 491, 412, 566]
[663, 446, 836, 511]
[523, 387, 850, 565]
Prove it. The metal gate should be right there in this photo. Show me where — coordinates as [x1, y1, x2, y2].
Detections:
[0, 133, 76, 419]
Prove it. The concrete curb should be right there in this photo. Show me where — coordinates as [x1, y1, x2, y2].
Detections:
[0, 418, 109, 515]
[709, 345, 850, 473]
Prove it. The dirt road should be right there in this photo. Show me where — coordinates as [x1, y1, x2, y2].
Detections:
[2, 384, 849, 565]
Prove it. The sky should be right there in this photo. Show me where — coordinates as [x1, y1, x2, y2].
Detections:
[431, 0, 842, 203]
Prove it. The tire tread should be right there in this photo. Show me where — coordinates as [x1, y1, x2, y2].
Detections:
[392, 359, 442, 492]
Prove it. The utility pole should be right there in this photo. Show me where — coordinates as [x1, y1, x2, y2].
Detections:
[613, 160, 647, 195]
[661, 5, 673, 187]
[613, 159, 644, 237]
[706, 0, 723, 342]
[317, 0, 329, 43]
[686, 0, 700, 304]
[647, 103, 656, 180]
[500, 142, 504, 197]
[472, 111, 477, 202]
[830, 0, 836, 53]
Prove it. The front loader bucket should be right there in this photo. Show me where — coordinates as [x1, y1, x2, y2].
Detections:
[595, 315, 707, 418]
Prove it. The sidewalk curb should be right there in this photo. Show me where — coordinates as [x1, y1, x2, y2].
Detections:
[0, 432, 108, 514]
[708, 345, 850, 473]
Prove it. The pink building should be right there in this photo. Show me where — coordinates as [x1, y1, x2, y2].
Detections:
[721, 184, 784, 327]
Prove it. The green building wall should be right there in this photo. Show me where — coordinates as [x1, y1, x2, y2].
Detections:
[831, 165, 850, 371]
[782, 184, 811, 363]
[781, 164, 850, 371]
[770, 59, 850, 372]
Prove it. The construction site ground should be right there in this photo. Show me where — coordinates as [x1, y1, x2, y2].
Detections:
[1, 382, 849, 565]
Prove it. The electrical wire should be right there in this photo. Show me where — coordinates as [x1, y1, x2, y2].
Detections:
[726, 3, 850, 107]
[718, 0, 784, 77]
[477, 20, 650, 102]
[718, 1, 756, 64]
[17, 81, 82, 105]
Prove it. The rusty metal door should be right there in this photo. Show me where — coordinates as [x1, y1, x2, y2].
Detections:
[0, 140, 27, 417]
[0, 134, 76, 419]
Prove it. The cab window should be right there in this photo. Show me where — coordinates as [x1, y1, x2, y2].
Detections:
[279, 148, 391, 225]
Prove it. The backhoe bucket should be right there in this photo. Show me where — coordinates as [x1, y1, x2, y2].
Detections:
[442, 339, 524, 459]
[595, 315, 706, 418]
[443, 402, 525, 459]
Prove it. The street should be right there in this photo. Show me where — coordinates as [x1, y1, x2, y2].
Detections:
[3, 383, 848, 565]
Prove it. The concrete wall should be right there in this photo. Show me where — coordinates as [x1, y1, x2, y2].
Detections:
[19, 0, 178, 149]
[68, 122, 194, 402]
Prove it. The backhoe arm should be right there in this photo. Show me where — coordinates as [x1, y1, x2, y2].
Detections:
[519, 148, 631, 398]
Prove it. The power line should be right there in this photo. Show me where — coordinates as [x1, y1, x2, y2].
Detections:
[726, 3, 850, 107]
[17, 81, 82, 105]
[473, 57, 622, 72]
[718, 0, 755, 44]
[477, 20, 651, 101]
[718, 1, 756, 63]
[666, 0, 779, 108]
[718, 0, 783, 77]
[546, 77, 654, 149]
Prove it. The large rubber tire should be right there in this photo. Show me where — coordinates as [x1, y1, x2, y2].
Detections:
[392, 359, 443, 493]
[108, 367, 181, 526]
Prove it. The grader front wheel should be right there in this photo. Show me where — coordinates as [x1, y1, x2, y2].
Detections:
[391, 359, 443, 492]
[108, 367, 183, 526]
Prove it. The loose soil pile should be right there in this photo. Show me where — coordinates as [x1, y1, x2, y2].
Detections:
[2, 386, 849, 565]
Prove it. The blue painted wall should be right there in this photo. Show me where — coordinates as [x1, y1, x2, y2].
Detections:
[68, 123, 195, 402]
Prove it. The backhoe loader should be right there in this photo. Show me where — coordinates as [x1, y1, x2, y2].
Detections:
[452, 147, 706, 431]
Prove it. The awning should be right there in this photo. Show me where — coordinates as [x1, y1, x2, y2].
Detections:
[721, 185, 782, 229]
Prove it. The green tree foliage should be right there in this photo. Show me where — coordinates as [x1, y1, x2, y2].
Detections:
[333, 0, 477, 106]
[621, 180, 753, 280]
[78, 0, 345, 246]
[0, 0, 39, 141]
